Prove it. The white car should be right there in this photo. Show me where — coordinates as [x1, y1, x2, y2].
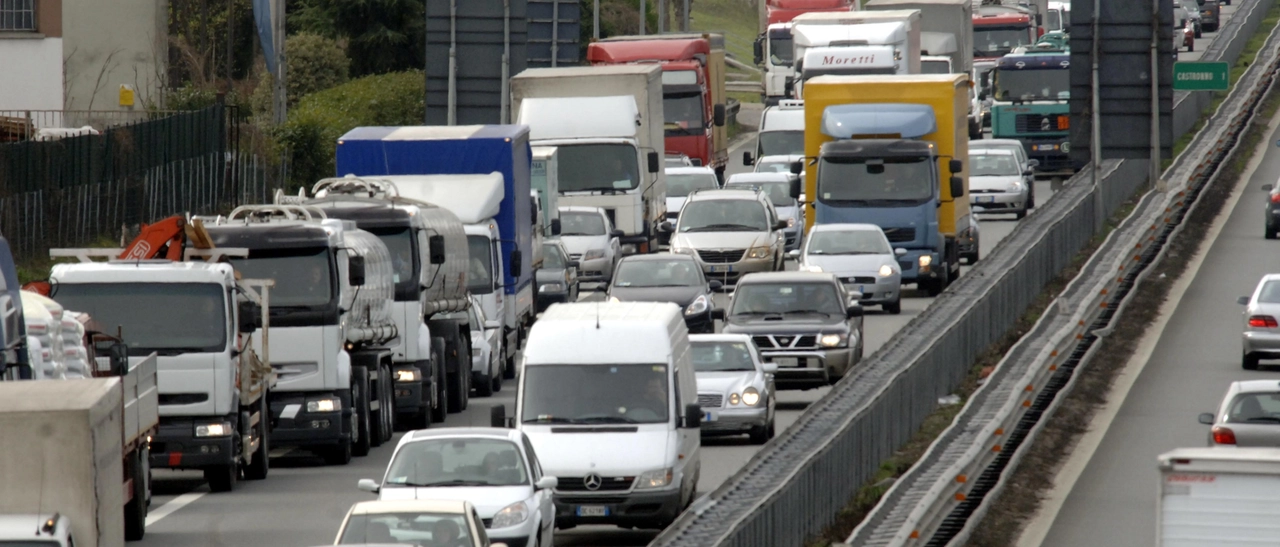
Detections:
[333, 499, 504, 547]
[752, 154, 803, 176]
[792, 223, 903, 314]
[0, 514, 74, 547]
[690, 334, 778, 444]
[664, 166, 721, 224]
[971, 138, 1038, 206]
[557, 206, 622, 283]
[468, 295, 503, 397]
[357, 428, 557, 547]
[969, 148, 1032, 219]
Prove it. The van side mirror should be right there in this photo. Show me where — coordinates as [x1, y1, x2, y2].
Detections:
[611, 229, 625, 239]
[348, 255, 366, 286]
[569, 260, 580, 269]
[357, 478, 380, 494]
[659, 221, 674, 233]
[1027, 159, 1040, 168]
[428, 234, 446, 265]
[714, 104, 727, 127]
[682, 404, 702, 429]
[846, 304, 863, 318]
[710, 308, 726, 320]
[531, 197, 539, 220]
[648, 151, 660, 173]
[950, 176, 965, 198]
[789, 176, 802, 199]
[949, 159, 963, 174]
[238, 300, 263, 334]
[535, 476, 558, 490]
[762, 363, 778, 375]
[743, 151, 754, 166]
[551, 218, 562, 236]
[753, 36, 764, 65]
[509, 250, 523, 276]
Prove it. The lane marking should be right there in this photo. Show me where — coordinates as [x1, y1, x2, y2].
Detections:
[1016, 79, 1276, 547]
[146, 490, 207, 527]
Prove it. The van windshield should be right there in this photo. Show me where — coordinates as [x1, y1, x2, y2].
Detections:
[522, 364, 670, 424]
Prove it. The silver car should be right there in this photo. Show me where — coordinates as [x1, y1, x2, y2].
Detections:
[557, 206, 622, 283]
[689, 334, 778, 444]
[725, 172, 805, 252]
[1198, 381, 1280, 447]
[971, 138, 1039, 205]
[468, 295, 503, 397]
[791, 223, 903, 314]
[1238, 274, 1280, 369]
[753, 154, 803, 176]
[662, 188, 790, 285]
[969, 148, 1032, 219]
[664, 166, 721, 223]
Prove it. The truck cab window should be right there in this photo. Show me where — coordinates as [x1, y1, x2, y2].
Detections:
[467, 235, 495, 295]
[557, 144, 641, 192]
[769, 28, 794, 65]
[664, 93, 706, 136]
[818, 157, 934, 204]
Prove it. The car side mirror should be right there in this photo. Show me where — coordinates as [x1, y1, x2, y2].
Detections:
[762, 363, 778, 375]
[1264, 183, 1275, 191]
[753, 36, 764, 65]
[509, 250, 522, 276]
[682, 403, 702, 429]
[709, 280, 723, 291]
[774, 220, 789, 231]
[428, 234, 446, 265]
[710, 308, 726, 321]
[357, 478, 380, 494]
[1198, 412, 1215, 425]
[1024, 168, 1035, 176]
[744, 151, 754, 166]
[348, 255, 366, 286]
[950, 176, 965, 198]
[714, 104, 727, 127]
[648, 151, 660, 173]
[238, 300, 262, 334]
[535, 476, 558, 490]
[551, 218, 562, 236]
[1238, 296, 1250, 305]
[787, 249, 800, 259]
[1027, 159, 1040, 168]
[894, 248, 908, 256]
[611, 229, 625, 238]
[846, 304, 863, 318]
[659, 221, 674, 233]
[569, 260, 580, 269]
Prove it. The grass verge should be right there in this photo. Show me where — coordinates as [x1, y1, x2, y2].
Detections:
[962, 54, 1280, 547]
[801, 192, 1144, 547]
[688, 0, 758, 65]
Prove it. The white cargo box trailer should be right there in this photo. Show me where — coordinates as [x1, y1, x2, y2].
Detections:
[1157, 447, 1280, 546]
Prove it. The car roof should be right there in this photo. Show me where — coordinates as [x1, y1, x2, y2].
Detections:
[559, 205, 607, 215]
[1232, 380, 1280, 394]
[399, 426, 521, 446]
[738, 271, 840, 284]
[757, 154, 803, 162]
[1256, 274, 1280, 284]
[972, 139, 1023, 148]
[666, 166, 717, 176]
[348, 499, 472, 515]
[726, 172, 794, 184]
[970, 148, 1015, 156]
[686, 188, 765, 202]
[809, 223, 884, 233]
[689, 333, 754, 344]
[619, 252, 696, 263]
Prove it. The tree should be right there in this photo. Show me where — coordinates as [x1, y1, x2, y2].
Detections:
[291, 0, 425, 77]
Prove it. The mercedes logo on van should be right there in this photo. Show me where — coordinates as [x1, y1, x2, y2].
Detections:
[584, 474, 603, 491]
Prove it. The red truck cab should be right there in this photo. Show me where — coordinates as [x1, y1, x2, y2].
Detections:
[973, 11, 1038, 62]
[588, 37, 728, 178]
[767, 0, 856, 25]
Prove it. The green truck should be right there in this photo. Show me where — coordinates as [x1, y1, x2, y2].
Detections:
[986, 34, 1076, 176]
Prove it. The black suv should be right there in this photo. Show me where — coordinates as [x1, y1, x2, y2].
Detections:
[1198, 0, 1221, 32]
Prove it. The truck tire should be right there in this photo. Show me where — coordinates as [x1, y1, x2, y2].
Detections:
[243, 394, 270, 481]
[352, 365, 372, 457]
[503, 345, 517, 380]
[124, 448, 148, 540]
[319, 438, 352, 466]
[370, 365, 390, 447]
[204, 462, 237, 493]
[431, 338, 449, 423]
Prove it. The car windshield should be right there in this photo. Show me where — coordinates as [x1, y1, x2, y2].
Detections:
[756, 160, 795, 174]
[692, 341, 756, 372]
[558, 143, 641, 192]
[384, 438, 528, 487]
[522, 364, 670, 424]
[972, 145, 1021, 162]
[543, 244, 566, 269]
[467, 235, 494, 295]
[728, 181, 795, 207]
[53, 283, 227, 356]
[338, 513, 472, 545]
[228, 248, 335, 307]
[665, 93, 705, 136]
[975, 27, 1033, 57]
[971, 154, 1021, 176]
[1225, 392, 1280, 424]
[758, 130, 804, 157]
[818, 157, 933, 203]
[806, 230, 891, 255]
[614, 259, 703, 288]
[769, 28, 794, 65]
[561, 212, 607, 236]
[1257, 280, 1280, 303]
[679, 199, 769, 232]
[731, 282, 844, 316]
[994, 67, 1070, 101]
[369, 227, 417, 299]
[667, 172, 720, 197]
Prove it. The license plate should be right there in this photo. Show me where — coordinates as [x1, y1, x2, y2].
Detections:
[703, 411, 717, 422]
[858, 285, 867, 296]
[710, 265, 734, 273]
[576, 505, 609, 517]
[978, 196, 994, 203]
[771, 357, 803, 367]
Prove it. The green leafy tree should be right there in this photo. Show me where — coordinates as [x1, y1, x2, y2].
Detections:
[291, 0, 425, 77]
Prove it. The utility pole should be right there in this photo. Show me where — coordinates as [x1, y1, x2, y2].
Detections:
[683, 0, 691, 31]
[594, 0, 600, 39]
[641, 0, 647, 35]
[271, 0, 286, 126]
[1090, 0, 1102, 230]
[1150, 0, 1164, 192]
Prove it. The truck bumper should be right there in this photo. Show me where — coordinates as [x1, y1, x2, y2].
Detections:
[149, 415, 236, 470]
[554, 487, 684, 529]
[895, 248, 943, 284]
[268, 390, 352, 447]
[760, 349, 854, 388]
[392, 361, 430, 414]
[701, 406, 769, 435]
[1022, 138, 1073, 172]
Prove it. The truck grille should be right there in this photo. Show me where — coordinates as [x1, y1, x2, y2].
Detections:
[882, 227, 916, 243]
[698, 393, 724, 408]
[898, 260, 913, 270]
[752, 334, 818, 349]
[1016, 113, 1066, 133]
[698, 249, 745, 263]
[557, 476, 635, 492]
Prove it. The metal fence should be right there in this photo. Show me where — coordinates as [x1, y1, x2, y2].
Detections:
[0, 104, 286, 259]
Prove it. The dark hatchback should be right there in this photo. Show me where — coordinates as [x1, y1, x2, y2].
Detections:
[606, 253, 722, 333]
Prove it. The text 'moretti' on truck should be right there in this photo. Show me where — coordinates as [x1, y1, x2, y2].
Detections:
[973, 5, 1038, 62]
[200, 205, 399, 466]
[511, 65, 668, 254]
[333, 125, 537, 379]
[987, 40, 1074, 174]
[787, 10, 922, 98]
[0, 351, 159, 547]
[1157, 447, 1280, 544]
[277, 176, 472, 428]
[803, 74, 970, 296]
[47, 231, 276, 493]
[587, 33, 729, 181]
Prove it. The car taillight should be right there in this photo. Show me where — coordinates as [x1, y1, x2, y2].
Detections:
[1271, 193, 1280, 203]
[1212, 426, 1237, 445]
[1249, 315, 1279, 328]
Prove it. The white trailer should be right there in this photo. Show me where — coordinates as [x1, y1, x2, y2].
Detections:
[864, 0, 974, 74]
[1157, 447, 1280, 546]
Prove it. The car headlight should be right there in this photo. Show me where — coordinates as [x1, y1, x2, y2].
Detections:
[746, 246, 772, 259]
[729, 392, 741, 405]
[685, 294, 710, 316]
[672, 246, 696, 256]
[802, 264, 824, 273]
[584, 249, 606, 260]
[307, 397, 341, 413]
[742, 387, 761, 406]
[636, 468, 674, 489]
[539, 283, 564, 292]
[820, 333, 848, 348]
[1006, 180, 1023, 192]
[396, 369, 418, 382]
[787, 217, 796, 227]
[490, 501, 530, 528]
[878, 264, 895, 277]
[609, 296, 621, 303]
[195, 422, 232, 437]
[918, 255, 932, 268]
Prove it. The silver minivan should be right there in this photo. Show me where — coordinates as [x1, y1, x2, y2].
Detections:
[661, 187, 793, 285]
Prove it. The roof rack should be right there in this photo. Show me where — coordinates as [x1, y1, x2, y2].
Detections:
[226, 204, 329, 223]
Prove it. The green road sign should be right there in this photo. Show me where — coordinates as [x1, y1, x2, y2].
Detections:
[1173, 61, 1229, 91]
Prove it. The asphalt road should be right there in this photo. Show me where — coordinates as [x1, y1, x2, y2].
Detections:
[136, 123, 1058, 547]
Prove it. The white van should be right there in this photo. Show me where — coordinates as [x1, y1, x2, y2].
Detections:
[512, 301, 701, 530]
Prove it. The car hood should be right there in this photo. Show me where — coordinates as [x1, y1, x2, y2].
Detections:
[802, 254, 895, 276]
[609, 285, 703, 307]
[666, 197, 688, 215]
[560, 235, 609, 255]
[672, 231, 769, 251]
[696, 371, 760, 395]
[523, 427, 671, 477]
[775, 206, 800, 222]
[971, 175, 1022, 192]
[536, 267, 567, 283]
[723, 315, 846, 334]
[377, 485, 533, 518]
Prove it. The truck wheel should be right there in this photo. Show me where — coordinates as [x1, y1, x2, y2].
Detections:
[431, 338, 449, 423]
[370, 365, 390, 447]
[458, 341, 471, 411]
[243, 394, 270, 481]
[503, 346, 517, 380]
[381, 365, 394, 443]
[319, 438, 352, 466]
[476, 368, 495, 398]
[447, 370, 467, 413]
[124, 449, 148, 540]
[352, 365, 372, 457]
[204, 463, 237, 493]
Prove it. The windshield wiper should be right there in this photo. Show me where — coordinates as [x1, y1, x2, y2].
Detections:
[575, 416, 641, 424]
[820, 251, 879, 255]
[568, 186, 628, 194]
[686, 223, 761, 232]
[560, 232, 600, 236]
[398, 479, 492, 487]
[522, 416, 576, 424]
[784, 309, 836, 316]
[152, 347, 213, 356]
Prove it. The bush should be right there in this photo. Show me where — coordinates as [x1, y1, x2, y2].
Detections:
[251, 33, 349, 119]
[276, 71, 424, 188]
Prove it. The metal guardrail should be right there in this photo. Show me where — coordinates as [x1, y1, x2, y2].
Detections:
[727, 81, 765, 94]
[847, 4, 1280, 544]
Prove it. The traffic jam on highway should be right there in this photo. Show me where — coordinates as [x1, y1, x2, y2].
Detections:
[0, 1, 1098, 546]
